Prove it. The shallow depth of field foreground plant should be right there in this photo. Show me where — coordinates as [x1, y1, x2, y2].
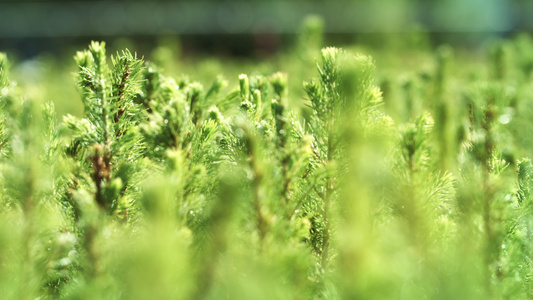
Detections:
[3, 32, 533, 300]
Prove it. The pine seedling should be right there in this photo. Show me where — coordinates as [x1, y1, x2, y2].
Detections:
[0, 54, 72, 299]
[239, 74, 251, 109]
[203, 75, 229, 120]
[509, 158, 533, 297]
[460, 82, 519, 297]
[327, 50, 396, 299]
[270, 72, 290, 200]
[238, 73, 268, 119]
[137, 66, 229, 244]
[302, 47, 390, 274]
[491, 42, 510, 82]
[60, 42, 146, 290]
[432, 45, 459, 172]
[205, 75, 227, 103]
[390, 112, 457, 254]
[302, 48, 340, 265]
[139, 75, 189, 160]
[139, 68, 226, 158]
[0, 55, 12, 295]
[226, 70, 311, 253]
[40, 102, 83, 298]
[187, 82, 204, 126]
[232, 120, 269, 247]
[518, 159, 533, 205]
[270, 73, 314, 220]
[0, 53, 7, 86]
[303, 47, 352, 267]
[112, 154, 198, 300]
[66, 41, 144, 215]
[4, 101, 58, 300]
[0, 53, 12, 160]
[191, 168, 240, 300]
[213, 71, 318, 298]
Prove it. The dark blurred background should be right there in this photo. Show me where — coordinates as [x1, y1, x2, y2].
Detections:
[0, 0, 528, 58]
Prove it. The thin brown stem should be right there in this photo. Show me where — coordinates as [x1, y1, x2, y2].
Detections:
[321, 119, 336, 268]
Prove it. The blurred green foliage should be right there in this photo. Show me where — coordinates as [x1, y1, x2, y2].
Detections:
[4, 15, 533, 300]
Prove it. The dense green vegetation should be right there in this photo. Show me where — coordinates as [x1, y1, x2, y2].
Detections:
[4, 19, 533, 299]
